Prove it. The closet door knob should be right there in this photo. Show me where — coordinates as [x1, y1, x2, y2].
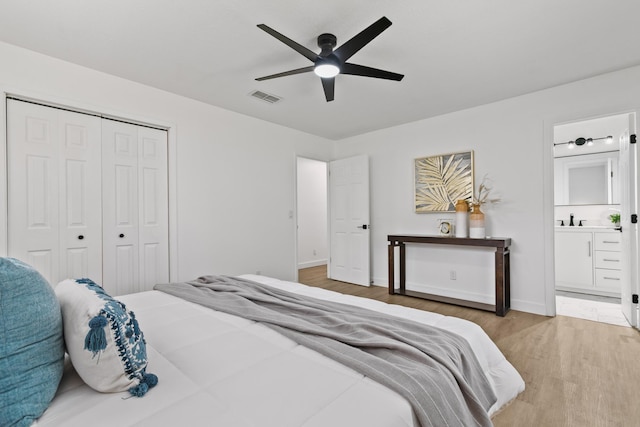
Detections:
[119, 233, 125, 238]
[78, 235, 84, 240]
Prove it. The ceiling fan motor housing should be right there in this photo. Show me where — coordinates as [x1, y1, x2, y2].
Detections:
[317, 33, 337, 56]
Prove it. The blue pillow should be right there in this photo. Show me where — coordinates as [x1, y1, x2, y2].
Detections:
[0, 257, 65, 427]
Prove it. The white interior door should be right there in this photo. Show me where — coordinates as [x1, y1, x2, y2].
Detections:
[102, 120, 140, 295]
[328, 155, 370, 286]
[102, 119, 168, 295]
[137, 126, 169, 291]
[619, 121, 639, 328]
[7, 100, 102, 285]
[59, 109, 103, 281]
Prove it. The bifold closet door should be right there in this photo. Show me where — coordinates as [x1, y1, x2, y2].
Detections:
[7, 100, 102, 285]
[102, 119, 169, 296]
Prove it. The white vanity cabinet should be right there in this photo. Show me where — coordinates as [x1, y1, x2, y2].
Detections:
[555, 228, 622, 297]
[555, 230, 594, 290]
[593, 232, 622, 293]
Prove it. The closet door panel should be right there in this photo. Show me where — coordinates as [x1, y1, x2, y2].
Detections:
[8, 101, 102, 285]
[138, 127, 169, 291]
[102, 120, 139, 295]
[59, 110, 102, 281]
[8, 101, 60, 284]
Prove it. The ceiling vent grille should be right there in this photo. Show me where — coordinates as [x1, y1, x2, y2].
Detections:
[250, 90, 282, 104]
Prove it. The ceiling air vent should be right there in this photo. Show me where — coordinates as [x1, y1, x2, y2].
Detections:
[250, 90, 282, 104]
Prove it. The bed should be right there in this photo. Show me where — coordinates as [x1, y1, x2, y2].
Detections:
[34, 274, 524, 427]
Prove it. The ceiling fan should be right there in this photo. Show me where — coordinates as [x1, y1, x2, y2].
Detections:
[255, 16, 404, 102]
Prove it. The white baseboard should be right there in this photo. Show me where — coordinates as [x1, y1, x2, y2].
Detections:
[298, 260, 328, 269]
[371, 275, 548, 316]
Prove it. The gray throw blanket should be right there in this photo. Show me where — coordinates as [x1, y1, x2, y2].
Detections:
[155, 276, 496, 427]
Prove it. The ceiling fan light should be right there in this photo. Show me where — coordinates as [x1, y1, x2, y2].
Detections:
[314, 63, 340, 78]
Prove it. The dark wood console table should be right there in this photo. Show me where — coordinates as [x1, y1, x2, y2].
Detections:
[388, 234, 511, 316]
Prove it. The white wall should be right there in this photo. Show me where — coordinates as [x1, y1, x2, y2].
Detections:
[0, 41, 333, 282]
[296, 157, 328, 268]
[334, 66, 640, 315]
[2, 40, 640, 316]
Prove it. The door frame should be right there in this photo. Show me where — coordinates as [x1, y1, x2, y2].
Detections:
[0, 89, 179, 282]
[543, 108, 639, 324]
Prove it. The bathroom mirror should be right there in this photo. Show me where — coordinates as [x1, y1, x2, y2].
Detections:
[554, 151, 619, 205]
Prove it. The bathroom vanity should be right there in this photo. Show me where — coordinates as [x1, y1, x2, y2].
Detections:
[555, 227, 622, 297]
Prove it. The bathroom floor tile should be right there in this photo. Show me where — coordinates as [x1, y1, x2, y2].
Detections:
[556, 294, 630, 327]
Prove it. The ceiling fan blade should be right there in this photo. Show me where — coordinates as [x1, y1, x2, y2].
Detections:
[341, 63, 404, 81]
[255, 66, 315, 81]
[257, 24, 319, 62]
[321, 77, 335, 102]
[333, 17, 392, 63]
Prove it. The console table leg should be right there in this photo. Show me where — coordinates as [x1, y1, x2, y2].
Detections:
[388, 243, 395, 295]
[495, 248, 509, 316]
[399, 243, 406, 293]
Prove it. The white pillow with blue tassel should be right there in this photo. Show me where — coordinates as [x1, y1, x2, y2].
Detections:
[55, 278, 157, 397]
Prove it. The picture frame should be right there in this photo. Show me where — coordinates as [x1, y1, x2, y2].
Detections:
[438, 219, 454, 236]
[414, 150, 474, 213]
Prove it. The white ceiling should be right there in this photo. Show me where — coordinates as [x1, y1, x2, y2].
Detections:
[2, 0, 640, 140]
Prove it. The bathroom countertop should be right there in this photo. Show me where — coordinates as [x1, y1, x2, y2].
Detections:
[555, 225, 620, 231]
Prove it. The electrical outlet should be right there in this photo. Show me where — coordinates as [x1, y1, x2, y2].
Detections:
[449, 270, 457, 280]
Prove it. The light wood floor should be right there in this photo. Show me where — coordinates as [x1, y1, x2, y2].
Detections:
[298, 265, 640, 427]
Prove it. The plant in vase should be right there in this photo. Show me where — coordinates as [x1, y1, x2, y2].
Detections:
[609, 213, 621, 226]
[469, 175, 501, 238]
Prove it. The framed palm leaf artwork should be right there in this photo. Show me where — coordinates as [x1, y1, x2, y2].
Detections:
[414, 150, 474, 213]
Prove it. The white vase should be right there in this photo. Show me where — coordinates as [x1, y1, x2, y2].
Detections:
[469, 204, 486, 238]
[454, 200, 468, 238]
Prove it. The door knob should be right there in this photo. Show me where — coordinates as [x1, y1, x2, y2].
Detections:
[119, 233, 125, 238]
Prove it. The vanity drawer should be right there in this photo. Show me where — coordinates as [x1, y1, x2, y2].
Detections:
[595, 251, 622, 269]
[595, 268, 622, 290]
[594, 233, 621, 251]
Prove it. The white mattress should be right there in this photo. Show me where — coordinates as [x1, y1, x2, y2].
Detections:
[35, 275, 524, 427]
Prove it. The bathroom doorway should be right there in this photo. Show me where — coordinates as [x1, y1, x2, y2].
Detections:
[552, 113, 634, 327]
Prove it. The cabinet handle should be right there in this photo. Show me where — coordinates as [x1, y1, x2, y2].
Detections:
[603, 277, 620, 280]
[588, 241, 591, 257]
[78, 235, 84, 240]
[603, 259, 620, 262]
[119, 233, 125, 238]
[602, 241, 618, 244]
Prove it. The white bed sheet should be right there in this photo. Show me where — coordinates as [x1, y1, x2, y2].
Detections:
[35, 275, 524, 427]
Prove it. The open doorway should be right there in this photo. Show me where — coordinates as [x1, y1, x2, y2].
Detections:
[552, 113, 632, 327]
[296, 157, 328, 281]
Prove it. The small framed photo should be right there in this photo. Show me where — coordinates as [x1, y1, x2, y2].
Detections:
[438, 219, 453, 236]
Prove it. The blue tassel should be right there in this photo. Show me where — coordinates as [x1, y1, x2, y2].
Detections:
[126, 372, 158, 398]
[128, 382, 149, 397]
[143, 373, 158, 388]
[84, 315, 108, 356]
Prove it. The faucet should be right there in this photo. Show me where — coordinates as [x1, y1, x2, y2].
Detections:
[569, 213, 575, 227]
